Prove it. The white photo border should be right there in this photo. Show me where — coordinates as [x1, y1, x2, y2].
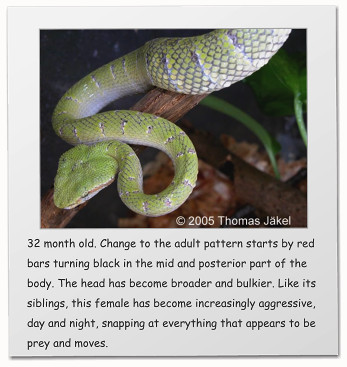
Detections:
[8, 6, 337, 357]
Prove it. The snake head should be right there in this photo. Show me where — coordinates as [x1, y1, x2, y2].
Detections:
[53, 144, 117, 209]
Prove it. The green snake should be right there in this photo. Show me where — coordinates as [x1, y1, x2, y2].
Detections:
[53, 29, 291, 216]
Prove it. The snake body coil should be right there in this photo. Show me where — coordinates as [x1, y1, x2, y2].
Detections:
[53, 29, 291, 216]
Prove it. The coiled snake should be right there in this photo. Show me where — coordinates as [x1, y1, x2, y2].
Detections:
[53, 29, 291, 216]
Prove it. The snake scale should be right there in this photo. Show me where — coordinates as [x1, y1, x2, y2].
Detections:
[53, 29, 291, 216]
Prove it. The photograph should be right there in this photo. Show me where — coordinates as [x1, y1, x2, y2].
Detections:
[7, 4, 339, 360]
[40, 28, 307, 228]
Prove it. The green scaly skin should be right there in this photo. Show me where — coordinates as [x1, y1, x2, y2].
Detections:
[53, 28, 291, 217]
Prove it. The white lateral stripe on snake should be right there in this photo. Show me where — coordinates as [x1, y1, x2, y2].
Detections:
[53, 29, 291, 217]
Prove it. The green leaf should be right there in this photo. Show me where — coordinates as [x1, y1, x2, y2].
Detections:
[245, 48, 307, 146]
[245, 49, 307, 117]
[294, 92, 307, 147]
[200, 95, 281, 179]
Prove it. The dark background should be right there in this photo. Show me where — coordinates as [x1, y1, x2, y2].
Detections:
[40, 29, 306, 227]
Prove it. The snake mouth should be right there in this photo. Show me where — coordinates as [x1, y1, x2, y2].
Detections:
[63, 177, 115, 209]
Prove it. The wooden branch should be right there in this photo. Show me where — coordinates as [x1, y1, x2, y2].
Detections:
[231, 155, 306, 226]
[41, 188, 88, 228]
[41, 88, 207, 228]
[131, 88, 207, 120]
